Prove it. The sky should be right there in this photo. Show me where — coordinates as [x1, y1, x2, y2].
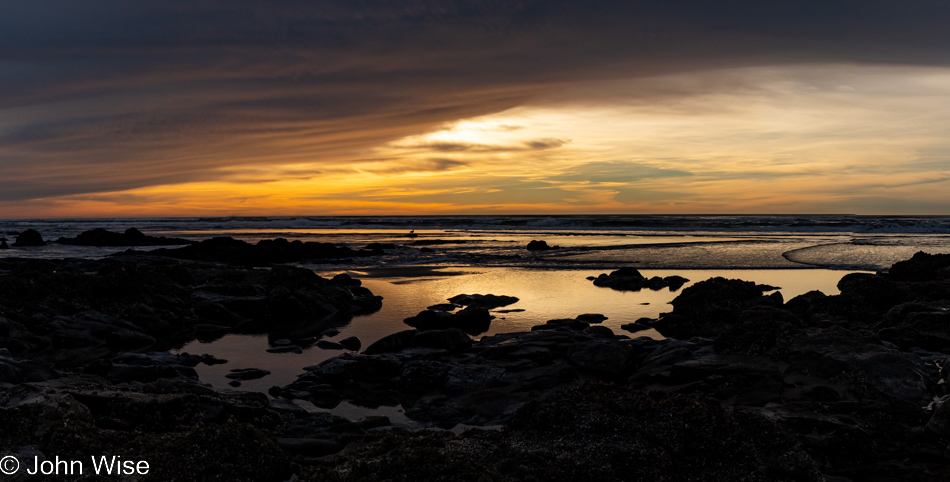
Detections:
[2, 0, 950, 217]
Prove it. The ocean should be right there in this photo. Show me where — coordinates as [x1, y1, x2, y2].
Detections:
[4, 214, 950, 270]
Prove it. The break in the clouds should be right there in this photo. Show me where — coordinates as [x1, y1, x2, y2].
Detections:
[2, 1, 950, 216]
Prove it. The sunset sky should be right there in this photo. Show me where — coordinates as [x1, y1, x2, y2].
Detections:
[3, 1, 950, 217]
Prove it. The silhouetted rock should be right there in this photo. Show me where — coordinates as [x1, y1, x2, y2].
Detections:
[591, 267, 690, 292]
[56, 228, 193, 247]
[583, 325, 614, 338]
[226, 368, 271, 380]
[576, 313, 607, 323]
[887, 251, 950, 282]
[412, 328, 473, 352]
[526, 240, 554, 250]
[448, 293, 519, 309]
[404, 306, 493, 334]
[317, 340, 345, 350]
[364, 243, 396, 253]
[363, 330, 419, 355]
[138, 236, 364, 266]
[267, 345, 304, 354]
[338, 336, 361, 351]
[0, 256, 381, 364]
[620, 322, 652, 333]
[653, 277, 780, 338]
[11, 229, 45, 247]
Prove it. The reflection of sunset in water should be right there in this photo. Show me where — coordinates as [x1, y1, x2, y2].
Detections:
[180, 267, 856, 392]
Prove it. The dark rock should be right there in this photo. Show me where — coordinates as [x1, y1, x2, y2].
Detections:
[567, 341, 633, 375]
[357, 415, 391, 430]
[620, 322, 651, 334]
[0, 353, 60, 383]
[277, 437, 343, 456]
[339, 336, 362, 351]
[142, 236, 360, 266]
[887, 251, 950, 282]
[0, 239, 8, 249]
[448, 293, 519, 309]
[199, 354, 228, 365]
[592, 268, 690, 292]
[363, 330, 419, 355]
[309, 384, 822, 482]
[926, 399, 950, 436]
[583, 326, 615, 338]
[56, 228, 192, 247]
[878, 306, 950, 352]
[544, 318, 590, 330]
[713, 307, 803, 357]
[226, 368, 271, 380]
[364, 243, 396, 253]
[785, 290, 827, 321]
[403, 310, 453, 331]
[0, 256, 382, 364]
[332, 273, 362, 286]
[664, 275, 690, 290]
[195, 300, 247, 325]
[104, 328, 157, 351]
[320, 328, 340, 337]
[317, 340, 345, 350]
[12, 229, 46, 247]
[82, 353, 200, 383]
[311, 353, 402, 384]
[526, 240, 554, 250]
[413, 328, 472, 352]
[576, 313, 607, 323]
[654, 277, 781, 338]
[404, 306, 493, 335]
[266, 345, 304, 354]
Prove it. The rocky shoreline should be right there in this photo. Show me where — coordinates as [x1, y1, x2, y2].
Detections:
[2, 239, 950, 481]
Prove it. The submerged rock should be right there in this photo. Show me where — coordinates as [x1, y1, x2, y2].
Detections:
[448, 293, 519, 309]
[226, 368, 271, 381]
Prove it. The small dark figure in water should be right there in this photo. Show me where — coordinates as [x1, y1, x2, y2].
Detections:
[407, 229, 418, 238]
[0, 237, 8, 249]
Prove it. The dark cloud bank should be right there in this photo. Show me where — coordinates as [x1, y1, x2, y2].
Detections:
[2, 0, 949, 202]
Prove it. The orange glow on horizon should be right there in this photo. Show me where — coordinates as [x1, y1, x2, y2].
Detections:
[6, 65, 950, 218]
